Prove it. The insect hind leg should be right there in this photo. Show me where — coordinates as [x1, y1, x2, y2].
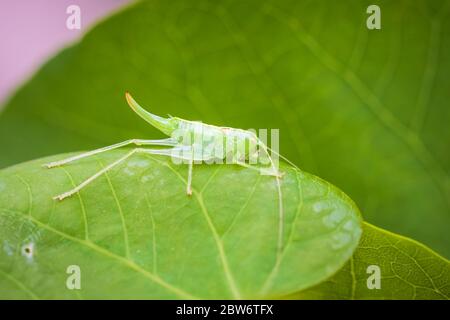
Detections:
[233, 160, 283, 178]
[254, 138, 285, 260]
[44, 138, 177, 168]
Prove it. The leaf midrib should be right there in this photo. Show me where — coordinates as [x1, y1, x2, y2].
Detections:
[148, 156, 242, 299]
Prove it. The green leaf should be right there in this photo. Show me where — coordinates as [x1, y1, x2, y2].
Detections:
[0, 0, 448, 257]
[288, 222, 450, 300]
[0, 151, 361, 299]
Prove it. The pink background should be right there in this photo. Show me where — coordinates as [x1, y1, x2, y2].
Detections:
[0, 0, 131, 106]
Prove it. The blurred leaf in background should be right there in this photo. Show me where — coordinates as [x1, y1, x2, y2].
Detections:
[0, 0, 449, 260]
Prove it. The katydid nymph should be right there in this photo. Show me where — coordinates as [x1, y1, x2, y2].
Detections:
[45, 92, 286, 254]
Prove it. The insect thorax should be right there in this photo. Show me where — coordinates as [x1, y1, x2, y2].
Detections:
[171, 119, 259, 161]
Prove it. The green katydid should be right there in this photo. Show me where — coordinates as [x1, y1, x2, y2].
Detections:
[45, 92, 289, 255]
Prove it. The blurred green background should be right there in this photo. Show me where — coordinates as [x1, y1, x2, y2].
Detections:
[0, 0, 449, 259]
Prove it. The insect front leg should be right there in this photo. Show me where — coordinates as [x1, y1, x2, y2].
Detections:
[44, 138, 177, 168]
[53, 148, 140, 201]
[53, 146, 187, 201]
